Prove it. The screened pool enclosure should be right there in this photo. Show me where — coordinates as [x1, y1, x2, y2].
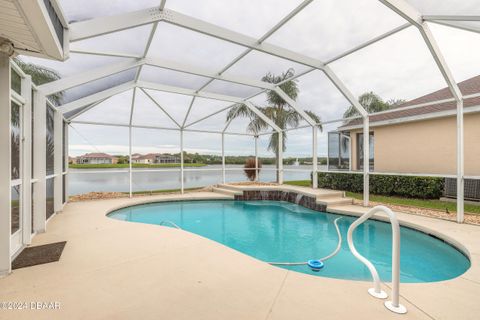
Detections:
[1, 0, 479, 275]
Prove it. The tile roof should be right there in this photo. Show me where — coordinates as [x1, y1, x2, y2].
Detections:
[79, 152, 115, 158]
[340, 75, 480, 129]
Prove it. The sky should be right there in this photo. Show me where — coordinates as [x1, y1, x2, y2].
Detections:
[20, 0, 480, 158]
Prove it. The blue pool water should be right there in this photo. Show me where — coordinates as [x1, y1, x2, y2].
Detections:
[108, 200, 470, 283]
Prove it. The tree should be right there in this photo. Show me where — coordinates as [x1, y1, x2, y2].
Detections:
[226, 68, 322, 182]
[14, 58, 63, 104]
[342, 92, 391, 118]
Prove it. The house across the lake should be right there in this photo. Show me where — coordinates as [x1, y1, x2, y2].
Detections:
[329, 75, 480, 177]
[131, 153, 156, 164]
[76, 153, 118, 165]
[155, 154, 180, 164]
[131, 153, 180, 164]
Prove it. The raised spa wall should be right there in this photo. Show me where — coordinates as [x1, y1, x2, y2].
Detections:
[234, 190, 327, 212]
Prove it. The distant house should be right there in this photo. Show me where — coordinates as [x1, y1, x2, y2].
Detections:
[155, 154, 179, 164]
[76, 153, 118, 165]
[330, 75, 480, 176]
[132, 153, 157, 164]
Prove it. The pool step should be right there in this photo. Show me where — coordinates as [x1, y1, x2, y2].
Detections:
[212, 187, 243, 197]
[217, 184, 244, 192]
[215, 184, 353, 209]
[316, 190, 344, 199]
[316, 196, 354, 206]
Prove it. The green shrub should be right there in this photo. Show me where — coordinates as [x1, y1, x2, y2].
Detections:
[317, 173, 444, 199]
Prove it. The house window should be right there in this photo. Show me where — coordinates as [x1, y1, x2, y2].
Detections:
[357, 132, 374, 171]
[328, 132, 350, 170]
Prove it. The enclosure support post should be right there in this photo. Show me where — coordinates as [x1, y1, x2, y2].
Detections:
[456, 100, 464, 223]
[180, 129, 184, 194]
[33, 91, 47, 233]
[363, 116, 369, 207]
[221, 133, 225, 184]
[254, 135, 259, 182]
[278, 131, 283, 184]
[312, 126, 318, 189]
[128, 125, 132, 198]
[21, 75, 32, 244]
[64, 122, 69, 203]
[53, 109, 63, 213]
[0, 54, 11, 276]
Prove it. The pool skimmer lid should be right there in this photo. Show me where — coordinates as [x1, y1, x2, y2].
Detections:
[307, 260, 324, 272]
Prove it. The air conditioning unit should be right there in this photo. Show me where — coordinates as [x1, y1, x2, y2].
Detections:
[444, 178, 480, 201]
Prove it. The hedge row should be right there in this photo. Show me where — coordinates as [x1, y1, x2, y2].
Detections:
[317, 172, 444, 199]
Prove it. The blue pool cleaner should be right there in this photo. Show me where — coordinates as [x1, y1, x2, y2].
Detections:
[267, 217, 343, 272]
[307, 259, 324, 272]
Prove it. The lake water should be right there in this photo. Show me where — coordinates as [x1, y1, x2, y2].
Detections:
[68, 164, 324, 195]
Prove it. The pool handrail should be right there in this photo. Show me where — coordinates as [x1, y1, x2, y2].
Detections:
[347, 205, 407, 314]
[159, 220, 181, 229]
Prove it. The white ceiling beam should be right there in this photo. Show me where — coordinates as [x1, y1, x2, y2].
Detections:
[377, 0, 423, 27]
[418, 24, 462, 101]
[38, 59, 143, 95]
[322, 66, 368, 117]
[427, 20, 480, 35]
[137, 80, 242, 103]
[69, 7, 325, 70]
[67, 98, 107, 121]
[59, 81, 135, 113]
[140, 88, 181, 128]
[144, 57, 274, 89]
[325, 23, 411, 64]
[181, 97, 196, 128]
[273, 88, 317, 126]
[159, 0, 167, 10]
[70, 49, 142, 59]
[243, 101, 281, 133]
[184, 105, 232, 128]
[379, 0, 462, 101]
[163, 9, 325, 70]
[70, 120, 253, 136]
[422, 15, 480, 22]
[69, 8, 163, 41]
[193, 0, 314, 92]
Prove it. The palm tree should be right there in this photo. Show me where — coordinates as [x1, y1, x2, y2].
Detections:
[14, 59, 62, 175]
[343, 92, 390, 118]
[14, 58, 63, 104]
[226, 68, 322, 182]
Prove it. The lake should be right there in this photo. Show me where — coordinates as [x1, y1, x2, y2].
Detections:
[68, 164, 323, 195]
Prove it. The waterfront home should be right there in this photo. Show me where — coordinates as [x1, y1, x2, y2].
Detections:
[155, 154, 180, 164]
[75, 153, 118, 165]
[131, 153, 157, 164]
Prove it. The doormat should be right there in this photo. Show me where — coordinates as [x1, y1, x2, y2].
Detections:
[12, 241, 66, 270]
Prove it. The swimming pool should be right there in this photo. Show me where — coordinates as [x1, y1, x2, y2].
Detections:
[108, 200, 470, 283]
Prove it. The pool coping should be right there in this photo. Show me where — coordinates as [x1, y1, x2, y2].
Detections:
[106, 189, 472, 262]
[1, 190, 480, 319]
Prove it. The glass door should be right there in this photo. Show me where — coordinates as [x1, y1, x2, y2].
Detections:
[10, 100, 23, 255]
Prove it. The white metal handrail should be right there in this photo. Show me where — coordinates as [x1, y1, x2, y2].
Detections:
[347, 205, 407, 314]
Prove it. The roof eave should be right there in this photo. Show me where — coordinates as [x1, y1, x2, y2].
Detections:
[339, 105, 480, 131]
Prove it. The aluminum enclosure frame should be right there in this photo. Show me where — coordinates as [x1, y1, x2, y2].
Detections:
[29, 0, 479, 224]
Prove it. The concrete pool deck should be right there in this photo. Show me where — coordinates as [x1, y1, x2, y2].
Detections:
[0, 189, 479, 319]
